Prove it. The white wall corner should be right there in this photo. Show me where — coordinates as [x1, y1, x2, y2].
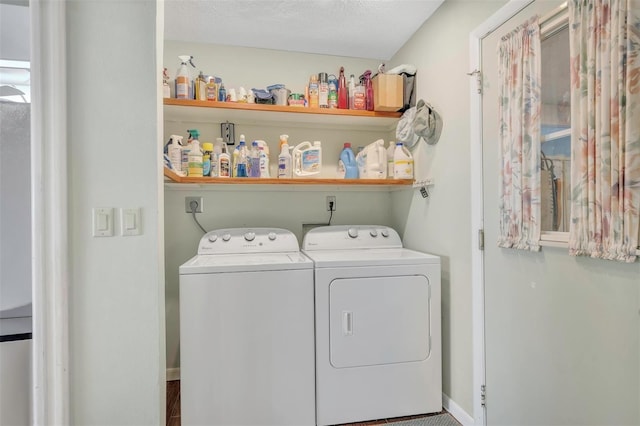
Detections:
[443, 393, 474, 426]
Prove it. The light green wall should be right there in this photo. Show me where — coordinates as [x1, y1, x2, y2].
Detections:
[67, 0, 164, 423]
[388, 0, 508, 416]
[163, 41, 399, 371]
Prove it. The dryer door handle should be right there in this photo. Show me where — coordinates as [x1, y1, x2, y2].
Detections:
[342, 311, 353, 336]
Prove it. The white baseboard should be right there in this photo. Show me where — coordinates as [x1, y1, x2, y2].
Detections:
[166, 368, 180, 381]
[443, 393, 474, 426]
[166, 371, 473, 425]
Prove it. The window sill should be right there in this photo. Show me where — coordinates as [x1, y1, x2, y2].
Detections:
[540, 232, 640, 255]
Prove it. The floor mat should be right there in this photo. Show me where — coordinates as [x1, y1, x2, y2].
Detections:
[387, 413, 461, 426]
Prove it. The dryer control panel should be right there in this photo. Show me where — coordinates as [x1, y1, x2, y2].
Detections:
[302, 225, 403, 250]
[197, 228, 300, 255]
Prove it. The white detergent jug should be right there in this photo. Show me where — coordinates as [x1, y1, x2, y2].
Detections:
[355, 139, 387, 179]
[292, 141, 322, 178]
[393, 142, 414, 179]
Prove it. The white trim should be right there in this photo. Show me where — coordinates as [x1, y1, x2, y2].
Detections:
[166, 368, 180, 382]
[443, 393, 474, 426]
[30, 0, 68, 424]
[469, 2, 535, 425]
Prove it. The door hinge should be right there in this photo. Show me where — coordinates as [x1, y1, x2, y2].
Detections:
[478, 229, 485, 251]
[467, 69, 482, 94]
[481, 384, 486, 407]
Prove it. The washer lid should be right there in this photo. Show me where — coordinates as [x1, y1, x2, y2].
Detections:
[179, 252, 313, 274]
[302, 248, 440, 268]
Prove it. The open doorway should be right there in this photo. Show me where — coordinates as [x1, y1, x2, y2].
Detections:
[0, 1, 32, 424]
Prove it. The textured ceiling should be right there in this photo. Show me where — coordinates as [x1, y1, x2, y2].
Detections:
[164, 0, 445, 60]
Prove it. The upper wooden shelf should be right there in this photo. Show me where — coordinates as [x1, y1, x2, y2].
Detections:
[163, 167, 413, 187]
[163, 98, 402, 131]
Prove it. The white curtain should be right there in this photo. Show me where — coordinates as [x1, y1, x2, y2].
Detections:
[568, 0, 640, 262]
[497, 17, 542, 251]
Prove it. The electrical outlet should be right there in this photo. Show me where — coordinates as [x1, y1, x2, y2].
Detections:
[185, 196, 203, 213]
[326, 196, 336, 211]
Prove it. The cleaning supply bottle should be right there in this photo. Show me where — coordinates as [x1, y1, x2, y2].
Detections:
[176, 55, 194, 99]
[355, 139, 386, 179]
[328, 74, 338, 108]
[232, 134, 245, 177]
[337, 142, 358, 179]
[308, 74, 319, 108]
[338, 67, 347, 109]
[353, 80, 366, 110]
[393, 142, 414, 179]
[218, 83, 227, 102]
[211, 137, 224, 177]
[206, 77, 217, 101]
[165, 135, 184, 175]
[236, 140, 248, 177]
[249, 141, 261, 177]
[187, 129, 203, 177]
[362, 70, 374, 111]
[195, 71, 207, 100]
[348, 74, 356, 109]
[292, 141, 322, 178]
[278, 140, 292, 178]
[387, 140, 396, 178]
[318, 72, 329, 108]
[257, 141, 270, 178]
[202, 142, 213, 176]
[218, 145, 231, 178]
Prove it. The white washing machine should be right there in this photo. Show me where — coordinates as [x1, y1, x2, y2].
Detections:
[302, 225, 442, 426]
[179, 228, 315, 426]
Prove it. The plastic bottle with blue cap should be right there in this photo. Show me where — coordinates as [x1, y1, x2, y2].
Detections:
[337, 143, 358, 179]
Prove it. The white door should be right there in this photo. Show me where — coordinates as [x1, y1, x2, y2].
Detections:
[479, 1, 566, 424]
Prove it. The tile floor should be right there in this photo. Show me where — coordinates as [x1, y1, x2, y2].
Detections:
[166, 380, 453, 426]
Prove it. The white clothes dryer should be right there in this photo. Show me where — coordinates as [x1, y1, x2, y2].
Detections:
[179, 228, 315, 426]
[302, 225, 442, 426]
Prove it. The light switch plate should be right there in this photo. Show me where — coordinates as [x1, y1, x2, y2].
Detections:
[92, 208, 114, 237]
[121, 208, 142, 236]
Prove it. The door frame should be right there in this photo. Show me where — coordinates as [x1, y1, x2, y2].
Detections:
[30, 0, 69, 423]
[469, 1, 534, 425]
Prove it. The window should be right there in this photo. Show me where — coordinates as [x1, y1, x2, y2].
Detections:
[540, 22, 570, 235]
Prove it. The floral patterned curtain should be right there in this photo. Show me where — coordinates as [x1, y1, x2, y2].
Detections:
[497, 17, 542, 251]
[568, 0, 640, 262]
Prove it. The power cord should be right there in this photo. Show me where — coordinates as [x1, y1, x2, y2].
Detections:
[190, 200, 207, 234]
[327, 201, 334, 225]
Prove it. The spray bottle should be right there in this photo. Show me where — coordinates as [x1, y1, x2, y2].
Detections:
[278, 139, 292, 178]
[164, 135, 184, 175]
[176, 55, 195, 99]
[338, 67, 347, 109]
[362, 70, 374, 111]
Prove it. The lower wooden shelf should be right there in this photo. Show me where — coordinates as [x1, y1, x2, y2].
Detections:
[163, 168, 413, 186]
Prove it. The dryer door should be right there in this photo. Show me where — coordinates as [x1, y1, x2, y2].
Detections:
[329, 275, 430, 368]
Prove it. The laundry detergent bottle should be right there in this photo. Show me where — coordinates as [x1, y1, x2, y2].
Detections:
[337, 142, 358, 179]
[292, 141, 322, 178]
[393, 142, 414, 179]
[187, 129, 203, 177]
[355, 139, 386, 179]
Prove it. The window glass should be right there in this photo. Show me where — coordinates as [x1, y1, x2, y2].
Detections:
[540, 24, 570, 232]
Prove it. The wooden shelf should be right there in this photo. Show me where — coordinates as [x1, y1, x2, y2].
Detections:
[164, 168, 412, 187]
[163, 98, 401, 131]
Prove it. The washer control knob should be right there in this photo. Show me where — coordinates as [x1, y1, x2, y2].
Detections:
[348, 228, 359, 238]
[369, 229, 378, 237]
[244, 232, 256, 242]
[381, 229, 390, 238]
[268, 232, 277, 241]
[222, 233, 231, 242]
[208, 234, 218, 243]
